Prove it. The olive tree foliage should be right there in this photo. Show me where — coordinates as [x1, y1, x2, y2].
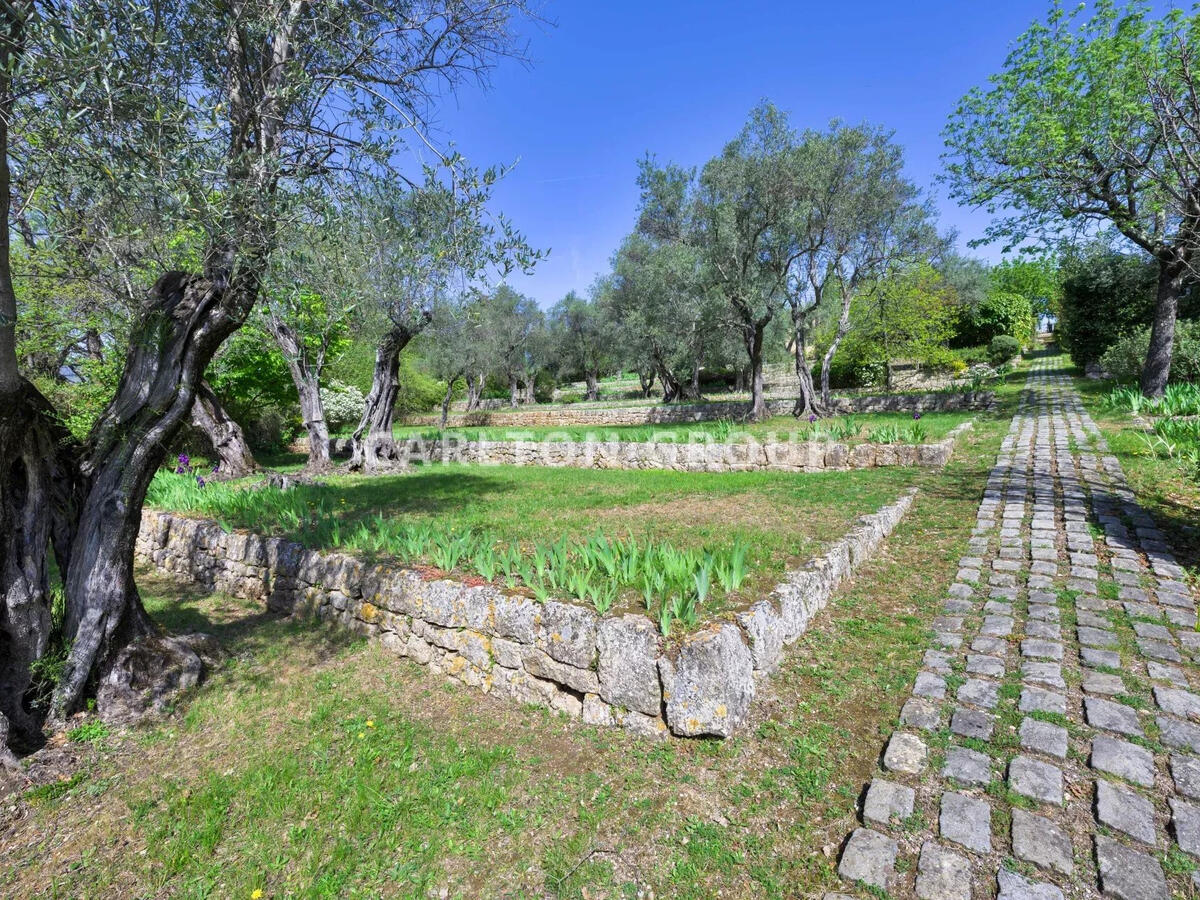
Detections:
[424, 296, 489, 425]
[692, 103, 796, 420]
[943, 0, 1200, 398]
[0, 0, 536, 758]
[349, 164, 542, 472]
[776, 121, 938, 415]
[479, 283, 545, 406]
[608, 158, 722, 403]
[261, 205, 360, 470]
[546, 288, 617, 400]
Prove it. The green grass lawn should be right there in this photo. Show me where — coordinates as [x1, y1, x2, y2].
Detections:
[1072, 370, 1200, 572]
[377, 410, 972, 446]
[147, 462, 921, 620]
[0, 362, 1029, 899]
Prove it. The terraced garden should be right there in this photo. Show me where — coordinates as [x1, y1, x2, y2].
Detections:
[145, 461, 920, 627]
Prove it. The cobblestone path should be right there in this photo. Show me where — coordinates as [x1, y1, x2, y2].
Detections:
[832, 359, 1199, 899]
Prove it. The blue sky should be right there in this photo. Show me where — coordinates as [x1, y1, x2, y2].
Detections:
[423, 1, 1107, 307]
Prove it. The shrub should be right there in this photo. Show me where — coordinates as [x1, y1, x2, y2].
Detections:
[1099, 319, 1200, 384]
[988, 335, 1021, 366]
[393, 356, 446, 416]
[962, 291, 1035, 347]
[320, 381, 366, 432]
[245, 407, 301, 451]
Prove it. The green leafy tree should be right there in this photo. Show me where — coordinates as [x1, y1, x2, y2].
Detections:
[944, 0, 1200, 397]
[0, 0, 536, 757]
[547, 288, 617, 400]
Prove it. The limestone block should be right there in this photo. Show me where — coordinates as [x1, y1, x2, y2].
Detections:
[659, 624, 754, 737]
[597, 615, 662, 715]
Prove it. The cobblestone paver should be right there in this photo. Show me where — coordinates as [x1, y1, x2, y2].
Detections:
[833, 360, 1199, 898]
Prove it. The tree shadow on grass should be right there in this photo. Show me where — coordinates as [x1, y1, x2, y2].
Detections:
[137, 570, 361, 673]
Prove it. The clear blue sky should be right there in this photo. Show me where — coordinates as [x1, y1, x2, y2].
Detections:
[422, 1, 1127, 307]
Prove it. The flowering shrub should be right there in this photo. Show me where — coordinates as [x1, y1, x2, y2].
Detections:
[320, 381, 367, 432]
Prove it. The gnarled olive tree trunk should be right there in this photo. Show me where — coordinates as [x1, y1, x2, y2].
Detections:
[350, 323, 421, 472]
[51, 272, 255, 722]
[637, 367, 655, 399]
[268, 321, 330, 471]
[0, 382, 80, 752]
[584, 370, 599, 401]
[790, 309, 822, 419]
[819, 291, 854, 409]
[465, 373, 484, 411]
[190, 381, 257, 478]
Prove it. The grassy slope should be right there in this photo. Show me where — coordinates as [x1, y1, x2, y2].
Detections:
[376, 410, 972, 444]
[149, 463, 922, 613]
[0, 370, 1026, 900]
[1073, 375, 1200, 572]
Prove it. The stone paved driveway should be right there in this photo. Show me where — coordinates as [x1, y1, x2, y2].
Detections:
[832, 360, 1199, 899]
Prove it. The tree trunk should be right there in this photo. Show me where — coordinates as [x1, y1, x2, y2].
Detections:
[655, 357, 682, 402]
[465, 373, 483, 411]
[584, 371, 599, 402]
[268, 321, 330, 471]
[745, 325, 766, 421]
[190, 381, 257, 478]
[508, 373, 520, 407]
[820, 293, 854, 409]
[637, 367, 655, 399]
[439, 374, 460, 429]
[53, 271, 256, 722]
[790, 311, 822, 419]
[350, 324, 418, 472]
[688, 357, 701, 401]
[1141, 259, 1185, 398]
[523, 374, 535, 405]
[0, 382, 80, 751]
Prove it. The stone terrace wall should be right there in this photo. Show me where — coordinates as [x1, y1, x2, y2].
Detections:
[406, 391, 994, 429]
[330, 421, 973, 472]
[136, 488, 917, 739]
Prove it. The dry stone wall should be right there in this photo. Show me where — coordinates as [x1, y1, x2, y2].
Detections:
[331, 421, 973, 473]
[409, 391, 993, 429]
[135, 488, 917, 739]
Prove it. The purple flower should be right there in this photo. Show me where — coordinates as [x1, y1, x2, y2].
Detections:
[912, 411, 922, 420]
[196, 476, 206, 488]
[808, 414, 817, 424]
[178, 453, 190, 466]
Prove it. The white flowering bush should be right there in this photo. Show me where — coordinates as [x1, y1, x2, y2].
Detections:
[320, 381, 367, 432]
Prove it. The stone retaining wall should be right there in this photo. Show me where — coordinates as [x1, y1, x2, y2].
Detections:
[135, 488, 917, 739]
[330, 421, 973, 472]
[407, 391, 993, 428]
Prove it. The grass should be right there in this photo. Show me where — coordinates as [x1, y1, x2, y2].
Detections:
[0, 363, 1028, 900]
[146, 462, 921, 623]
[380, 410, 971, 446]
[1076, 374, 1200, 572]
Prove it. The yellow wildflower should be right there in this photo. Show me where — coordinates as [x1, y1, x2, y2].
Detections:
[251, 891, 264, 900]
[366, 720, 375, 728]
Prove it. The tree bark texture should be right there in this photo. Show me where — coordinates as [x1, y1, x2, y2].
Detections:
[745, 324, 766, 421]
[584, 371, 599, 402]
[1140, 259, 1185, 398]
[820, 292, 854, 409]
[52, 271, 256, 722]
[350, 324, 417, 472]
[190, 381, 257, 478]
[268, 321, 330, 471]
[790, 310, 822, 418]
[0, 382, 80, 750]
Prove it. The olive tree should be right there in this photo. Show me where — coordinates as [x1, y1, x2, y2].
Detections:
[0, 0, 534, 757]
[547, 288, 616, 400]
[349, 166, 541, 471]
[944, 0, 1200, 397]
